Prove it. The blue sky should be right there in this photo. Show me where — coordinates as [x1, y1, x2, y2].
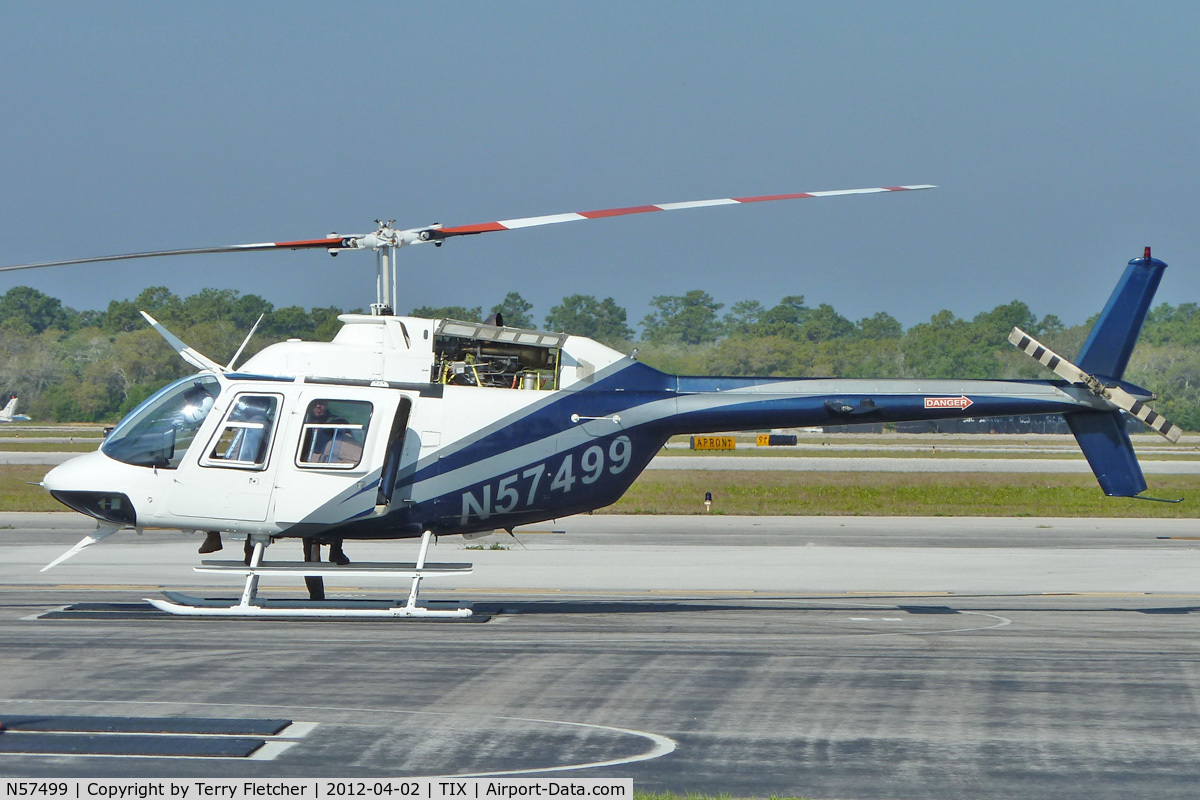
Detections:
[2, 2, 1198, 330]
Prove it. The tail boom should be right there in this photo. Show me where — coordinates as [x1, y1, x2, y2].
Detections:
[661, 377, 1103, 435]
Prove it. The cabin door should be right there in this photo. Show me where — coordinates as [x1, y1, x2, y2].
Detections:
[271, 388, 403, 526]
[167, 390, 284, 522]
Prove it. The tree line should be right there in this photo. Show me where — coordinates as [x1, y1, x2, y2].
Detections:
[1, 284, 1197, 430]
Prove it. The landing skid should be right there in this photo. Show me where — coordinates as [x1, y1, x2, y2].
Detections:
[146, 593, 474, 618]
[147, 530, 475, 619]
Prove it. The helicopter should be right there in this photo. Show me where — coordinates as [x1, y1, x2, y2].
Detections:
[0, 185, 1183, 618]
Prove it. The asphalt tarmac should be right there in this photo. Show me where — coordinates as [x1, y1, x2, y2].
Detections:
[2, 512, 1199, 800]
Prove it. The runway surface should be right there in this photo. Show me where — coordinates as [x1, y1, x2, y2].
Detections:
[2, 512, 1200, 799]
[0, 451, 82, 465]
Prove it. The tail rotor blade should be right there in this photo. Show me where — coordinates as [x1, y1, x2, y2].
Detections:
[1008, 327, 1096, 388]
[1010, 326, 1182, 443]
[1103, 384, 1183, 443]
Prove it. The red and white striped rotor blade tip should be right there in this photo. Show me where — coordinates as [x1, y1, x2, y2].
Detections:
[434, 185, 937, 237]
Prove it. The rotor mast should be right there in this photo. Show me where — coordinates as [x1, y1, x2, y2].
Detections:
[372, 220, 398, 316]
[348, 219, 443, 316]
[375, 244, 396, 316]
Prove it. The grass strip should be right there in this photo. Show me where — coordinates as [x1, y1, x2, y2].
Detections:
[0, 442, 102, 452]
[658, 449, 1200, 461]
[0, 429, 104, 438]
[658, 448, 1097, 460]
[0, 466, 66, 512]
[603, 470, 1200, 518]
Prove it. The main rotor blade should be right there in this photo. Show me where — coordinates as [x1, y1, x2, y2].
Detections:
[428, 185, 937, 239]
[0, 183, 935, 271]
[0, 236, 352, 273]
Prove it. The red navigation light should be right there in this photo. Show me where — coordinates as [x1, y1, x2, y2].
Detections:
[1144, 246, 1152, 260]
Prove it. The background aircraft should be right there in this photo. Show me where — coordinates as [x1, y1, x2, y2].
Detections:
[0, 396, 31, 422]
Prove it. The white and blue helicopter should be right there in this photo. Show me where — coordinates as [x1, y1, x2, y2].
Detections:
[1, 185, 1182, 618]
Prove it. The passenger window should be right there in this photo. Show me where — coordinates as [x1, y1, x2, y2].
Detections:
[297, 399, 372, 469]
[203, 394, 280, 469]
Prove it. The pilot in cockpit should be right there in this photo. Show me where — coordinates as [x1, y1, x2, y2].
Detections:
[179, 384, 215, 426]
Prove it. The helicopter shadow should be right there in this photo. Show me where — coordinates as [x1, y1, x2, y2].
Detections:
[472, 599, 768, 616]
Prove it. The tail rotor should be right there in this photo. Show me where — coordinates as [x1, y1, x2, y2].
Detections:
[1009, 327, 1182, 443]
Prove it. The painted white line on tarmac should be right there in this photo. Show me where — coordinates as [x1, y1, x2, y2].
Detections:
[0, 697, 677, 776]
[248, 741, 299, 760]
[440, 718, 677, 778]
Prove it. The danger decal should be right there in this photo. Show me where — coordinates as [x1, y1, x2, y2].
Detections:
[924, 396, 974, 410]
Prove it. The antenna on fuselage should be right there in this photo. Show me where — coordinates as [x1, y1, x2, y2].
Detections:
[226, 313, 265, 371]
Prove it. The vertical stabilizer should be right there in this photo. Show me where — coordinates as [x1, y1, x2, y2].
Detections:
[1011, 251, 1179, 497]
[1065, 411, 1147, 497]
[0, 396, 16, 421]
[1075, 248, 1165, 380]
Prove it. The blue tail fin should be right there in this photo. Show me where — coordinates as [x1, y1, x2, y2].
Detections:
[1066, 411, 1147, 497]
[1075, 248, 1166, 380]
[1067, 248, 1166, 497]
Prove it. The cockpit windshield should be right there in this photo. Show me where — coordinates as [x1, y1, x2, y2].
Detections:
[102, 374, 221, 468]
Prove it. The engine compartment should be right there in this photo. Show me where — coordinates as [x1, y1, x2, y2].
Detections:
[431, 319, 567, 389]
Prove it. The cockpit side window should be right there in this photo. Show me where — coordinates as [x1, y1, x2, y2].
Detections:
[296, 399, 372, 469]
[201, 394, 281, 470]
[101, 375, 221, 469]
